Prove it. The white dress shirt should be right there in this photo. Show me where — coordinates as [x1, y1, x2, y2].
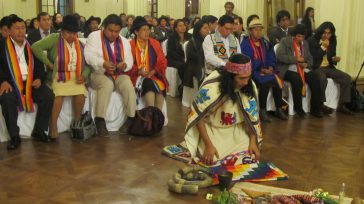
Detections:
[84, 30, 133, 74]
[203, 30, 241, 67]
[39, 28, 50, 39]
[11, 37, 28, 81]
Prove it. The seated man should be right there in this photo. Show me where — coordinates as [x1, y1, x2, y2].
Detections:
[268, 10, 292, 46]
[203, 15, 241, 76]
[241, 18, 287, 122]
[308, 22, 352, 114]
[276, 24, 324, 117]
[0, 16, 54, 150]
[84, 14, 136, 136]
[183, 54, 261, 165]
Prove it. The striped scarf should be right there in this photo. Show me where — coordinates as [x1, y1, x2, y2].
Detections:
[4, 37, 34, 112]
[249, 37, 283, 89]
[293, 41, 306, 96]
[135, 40, 165, 92]
[101, 31, 124, 80]
[57, 36, 85, 82]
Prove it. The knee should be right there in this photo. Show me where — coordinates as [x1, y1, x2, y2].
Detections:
[118, 75, 133, 87]
[99, 80, 114, 92]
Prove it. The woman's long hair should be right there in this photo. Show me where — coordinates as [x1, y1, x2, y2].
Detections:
[313, 21, 337, 43]
[192, 20, 208, 48]
[219, 54, 254, 103]
[302, 7, 314, 24]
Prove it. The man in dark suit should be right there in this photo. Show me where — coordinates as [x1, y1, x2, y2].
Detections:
[27, 12, 54, 45]
[0, 16, 54, 150]
[268, 10, 293, 46]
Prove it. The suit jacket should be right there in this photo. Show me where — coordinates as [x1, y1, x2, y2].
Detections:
[308, 35, 337, 70]
[275, 36, 313, 79]
[27, 28, 56, 45]
[268, 26, 293, 46]
[0, 38, 45, 86]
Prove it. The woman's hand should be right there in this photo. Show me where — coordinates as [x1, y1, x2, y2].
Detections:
[139, 70, 149, 78]
[202, 144, 219, 165]
[248, 136, 261, 160]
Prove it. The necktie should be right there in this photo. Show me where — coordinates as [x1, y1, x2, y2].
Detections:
[44, 31, 49, 37]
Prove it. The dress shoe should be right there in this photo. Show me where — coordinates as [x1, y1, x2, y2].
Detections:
[337, 105, 353, 115]
[260, 110, 272, 123]
[321, 105, 334, 114]
[311, 111, 324, 118]
[295, 109, 306, 117]
[275, 109, 288, 120]
[7, 137, 21, 150]
[95, 117, 109, 137]
[119, 118, 132, 135]
[31, 130, 52, 143]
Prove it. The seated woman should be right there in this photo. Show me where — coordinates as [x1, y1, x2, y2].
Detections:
[241, 18, 287, 122]
[183, 54, 262, 165]
[182, 20, 210, 106]
[129, 16, 168, 110]
[308, 22, 352, 114]
[167, 19, 192, 84]
[31, 15, 90, 139]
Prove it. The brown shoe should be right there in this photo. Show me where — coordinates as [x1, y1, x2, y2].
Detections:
[94, 117, 109, 137]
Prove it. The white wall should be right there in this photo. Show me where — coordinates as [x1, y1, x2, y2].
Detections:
[74, 0, 124, 21]
[158, 0, 185, 18]
[0, 0, 37, 20]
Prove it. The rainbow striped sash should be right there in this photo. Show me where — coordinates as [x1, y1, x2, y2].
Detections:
[101, 31, 124, 80]
[4, 37, 34, 112]
[57, 36, 85, 82]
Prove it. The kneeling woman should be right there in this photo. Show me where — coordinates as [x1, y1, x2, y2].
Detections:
[31, 15, 90, 139]
[183, 54, 262, 165]
[129, 16, 168, 110]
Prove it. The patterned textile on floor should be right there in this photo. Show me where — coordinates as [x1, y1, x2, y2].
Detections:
[162, 146, 288, 185]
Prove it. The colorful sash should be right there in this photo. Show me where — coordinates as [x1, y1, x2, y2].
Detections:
[57, 36, 85, 82]
[101, 31, 124, 80]
[135, 40, 165, 92]
[293, 41, 306, 96]
[249, 38, 283, 89]
[4, 37, 34, 112]
[211, 32, 238, 61]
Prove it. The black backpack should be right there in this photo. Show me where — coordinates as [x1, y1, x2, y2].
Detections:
[128, 106, 165, 137]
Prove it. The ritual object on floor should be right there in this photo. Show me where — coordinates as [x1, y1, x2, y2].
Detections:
[218, 171, 233, 191]
[167, 166, 214, 194]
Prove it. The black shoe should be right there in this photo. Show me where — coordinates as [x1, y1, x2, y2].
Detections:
[7, 137, 21, 150]
[337, 105, 353, 115]
[275, 109, 288, 120]
[321, 105, 334, 114]
[295, 109, 306, 117]
[311, 111, 324, 118]
[119, 118, 133, 135]
[31, 130, 52, 143]
[95, 117, 109, 137]
[260, 110, 272, 123]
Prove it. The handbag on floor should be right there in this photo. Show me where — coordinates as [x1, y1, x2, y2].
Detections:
[70, 94, 96, 140]
[70, 111, 97, 140]
[128, 106, 165, 137]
